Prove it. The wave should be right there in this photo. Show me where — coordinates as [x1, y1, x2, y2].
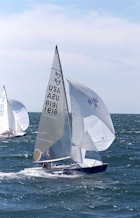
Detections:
[0, 167, 82, 180]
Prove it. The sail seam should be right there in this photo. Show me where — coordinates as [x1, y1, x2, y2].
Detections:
[42, 113, 59, 120]
[37, 138, 53, 143]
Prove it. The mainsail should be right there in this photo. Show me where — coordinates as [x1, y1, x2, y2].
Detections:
[0, 86, 9, 134]
[67, 78, 115, 164]
[33, 46, 71, 163]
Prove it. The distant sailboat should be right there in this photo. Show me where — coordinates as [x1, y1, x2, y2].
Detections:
[33, 46, 115, 175]
[0, 86, 29, 137]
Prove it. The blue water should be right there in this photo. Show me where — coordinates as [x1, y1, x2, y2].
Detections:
[0, 113, 139, 218]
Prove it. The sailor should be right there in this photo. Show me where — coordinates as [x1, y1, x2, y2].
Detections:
[42, 163, 48, 169]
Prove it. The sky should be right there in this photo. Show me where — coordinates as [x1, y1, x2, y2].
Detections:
[0, 0, 140, 113]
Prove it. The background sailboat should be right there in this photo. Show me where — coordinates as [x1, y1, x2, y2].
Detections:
[33, 46, 115, 175]
[0, 86, 29, 137]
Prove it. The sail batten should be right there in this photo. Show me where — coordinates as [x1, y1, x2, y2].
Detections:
[37, 138, 54, 143]
[42, 113, 61, 120]
[52, 67, 61, 72]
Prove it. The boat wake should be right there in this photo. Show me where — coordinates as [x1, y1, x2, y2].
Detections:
[21, 167, 82, 178]
[0, 171, 20, 180]
[0, 167, 82, 180]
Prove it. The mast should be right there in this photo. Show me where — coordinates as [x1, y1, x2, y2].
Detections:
[55, 46, 72, 143]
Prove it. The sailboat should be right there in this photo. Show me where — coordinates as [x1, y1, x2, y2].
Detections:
[33, 46, 115, 175]
[0, 86, 29, 137]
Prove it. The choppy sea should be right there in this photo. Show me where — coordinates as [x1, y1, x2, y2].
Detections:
[0, 113, 139, 218]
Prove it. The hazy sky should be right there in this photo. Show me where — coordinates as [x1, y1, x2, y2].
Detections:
[0, 0, 140, 113]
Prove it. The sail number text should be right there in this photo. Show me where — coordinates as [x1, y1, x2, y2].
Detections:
[44, 100, 58, 114]
[88, 98, 98, 107]
[44, 71, 61, 115]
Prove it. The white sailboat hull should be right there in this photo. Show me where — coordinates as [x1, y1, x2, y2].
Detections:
[14, 131, 27, 137]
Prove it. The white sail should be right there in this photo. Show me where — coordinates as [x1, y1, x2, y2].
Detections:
[8, 99, 29, 133]
[0, 86, 9, 134]
[67, 78, 115, 165]
[33, 46, 71, 163]
[0, 86, 29, 137]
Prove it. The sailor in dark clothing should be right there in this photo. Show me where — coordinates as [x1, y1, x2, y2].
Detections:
[42, 163, 48, 169]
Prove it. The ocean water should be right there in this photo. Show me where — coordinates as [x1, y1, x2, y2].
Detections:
[0, 113, 139, 218]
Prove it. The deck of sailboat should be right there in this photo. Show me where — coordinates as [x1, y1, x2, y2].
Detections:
[43, 163, 108, 175]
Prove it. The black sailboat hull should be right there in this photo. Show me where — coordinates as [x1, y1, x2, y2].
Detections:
[63, 163, 108, 175]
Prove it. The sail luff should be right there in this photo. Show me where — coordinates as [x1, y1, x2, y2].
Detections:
[56, 46, 72, 147]
[55, 46, 70, 118]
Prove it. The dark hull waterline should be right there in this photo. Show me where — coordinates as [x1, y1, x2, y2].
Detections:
[62, 163, 108, 175]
